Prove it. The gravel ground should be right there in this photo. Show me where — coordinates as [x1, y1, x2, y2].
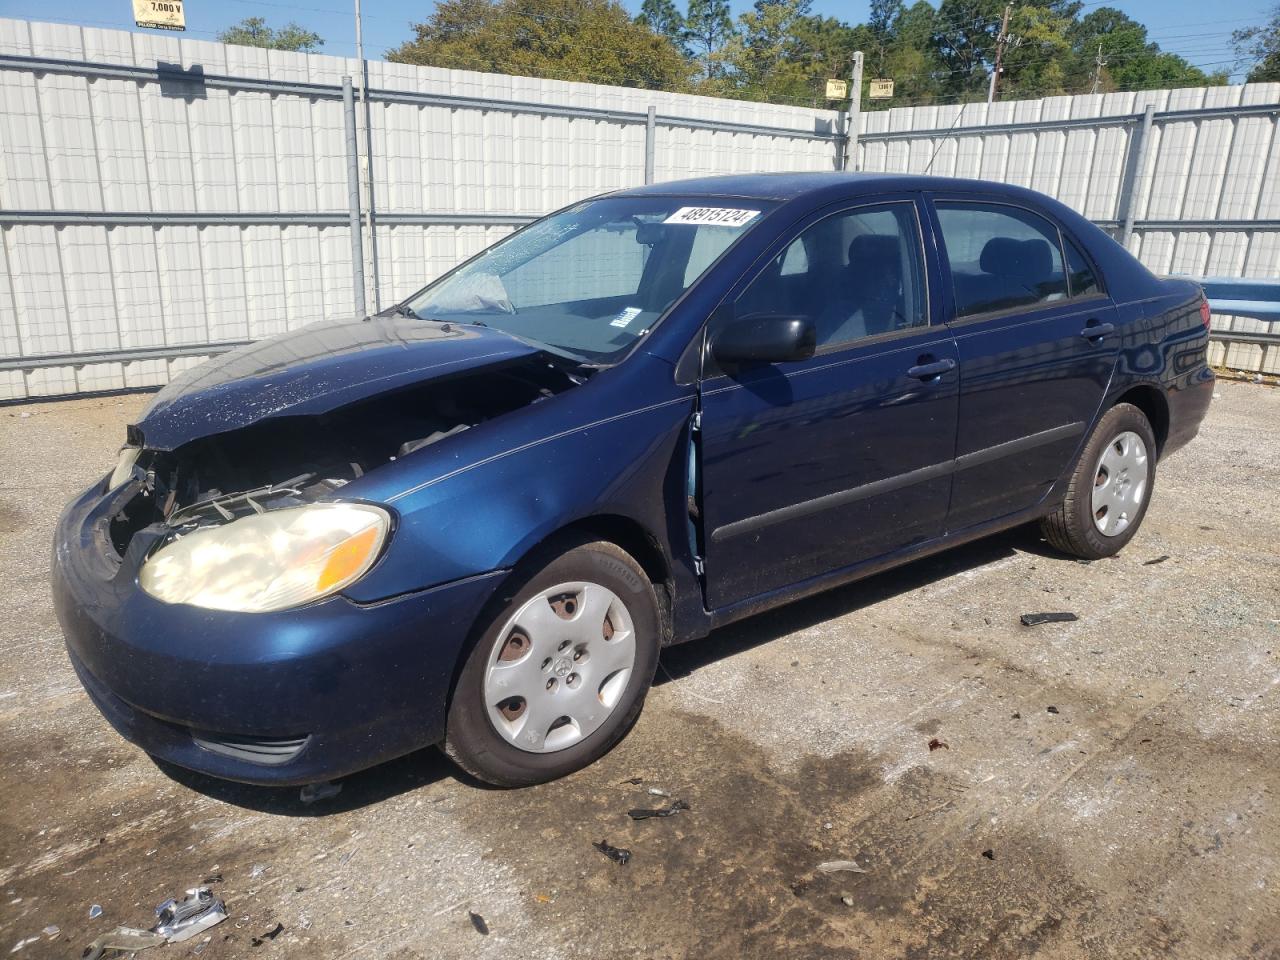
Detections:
[0, 381, 1277, 960]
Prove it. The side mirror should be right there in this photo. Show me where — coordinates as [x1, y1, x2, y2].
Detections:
[710, 313, 816, 367]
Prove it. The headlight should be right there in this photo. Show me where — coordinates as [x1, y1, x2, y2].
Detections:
[108, 446, 141, 489]
[139, 503, 390, 612]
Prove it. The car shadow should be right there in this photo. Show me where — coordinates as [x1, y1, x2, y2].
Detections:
[155, 523, 1058, 814]
[657, 523, 1053, 682]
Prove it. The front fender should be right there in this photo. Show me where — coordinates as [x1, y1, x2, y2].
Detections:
[341, 364, 696, 602]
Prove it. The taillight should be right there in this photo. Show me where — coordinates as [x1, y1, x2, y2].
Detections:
[1199, 296, 1211, 329]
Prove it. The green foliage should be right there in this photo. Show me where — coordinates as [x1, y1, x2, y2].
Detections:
[1234, 6, 1280, 83]
[637, 0, 686, 46]
[216, 17, 323, 53]
[384, 0, 1235, 107]
[386, 0, 693, 90]
[684, 0, 735, 81]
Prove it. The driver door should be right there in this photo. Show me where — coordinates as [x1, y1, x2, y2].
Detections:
[697, 199, 960, 610]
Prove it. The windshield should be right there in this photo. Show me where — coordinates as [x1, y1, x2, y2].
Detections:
[404, 197, 775, 363]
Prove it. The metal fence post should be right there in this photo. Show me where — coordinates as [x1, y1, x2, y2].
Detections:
[644, 106, 656, 184]
[342, 77, 367, 319]
[1121, 104, 1156, 247]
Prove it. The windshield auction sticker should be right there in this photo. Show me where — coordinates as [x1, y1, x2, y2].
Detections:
[663, 207, 761, 227]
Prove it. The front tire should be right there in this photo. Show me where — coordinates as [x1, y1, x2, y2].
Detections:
[1041, 402, 1157, 560]
[443, 539, 660, 787]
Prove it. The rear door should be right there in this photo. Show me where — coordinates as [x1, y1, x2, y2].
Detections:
[697, 197, 959, 610]
[927, 197, 1119, 530]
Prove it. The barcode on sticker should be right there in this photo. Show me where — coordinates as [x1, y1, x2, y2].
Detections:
[664, 207, 761, 227]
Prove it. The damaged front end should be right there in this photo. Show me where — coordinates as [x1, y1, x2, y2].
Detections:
[107, 353, 578, 601]
[53, 319, 584, 782]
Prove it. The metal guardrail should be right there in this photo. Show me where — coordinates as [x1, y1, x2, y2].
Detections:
[1195, 276, 1280, 323]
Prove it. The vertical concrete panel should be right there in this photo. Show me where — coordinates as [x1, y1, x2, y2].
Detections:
[8, 225, 69, 355]
[108, 226, 165, 349]
[58, 225, 117, 352]
[0, 72, 52, 208]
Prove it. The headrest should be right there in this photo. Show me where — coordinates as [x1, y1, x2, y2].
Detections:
[848, 234, 900, 268]
[980, 237, 1053, 282]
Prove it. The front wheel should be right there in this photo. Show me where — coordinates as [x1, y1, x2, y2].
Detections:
[1040, 402, 1157, 560]
[443, 540, 660, 787]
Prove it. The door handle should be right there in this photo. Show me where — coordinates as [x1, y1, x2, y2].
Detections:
[1080, 320, 1115, 341]
[907, 357, 956, 380]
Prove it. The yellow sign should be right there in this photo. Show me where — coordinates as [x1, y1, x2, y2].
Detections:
[133, 0, 186, 31]
[824, 79, 848, 100]
[869, 79, 895, 99]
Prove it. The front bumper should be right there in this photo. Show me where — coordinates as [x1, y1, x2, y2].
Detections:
[52, 481, 505, 785]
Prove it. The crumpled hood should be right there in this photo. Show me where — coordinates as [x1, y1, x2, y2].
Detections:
[136, 316, 545, 450]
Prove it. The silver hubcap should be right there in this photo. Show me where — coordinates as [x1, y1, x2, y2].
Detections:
[1092, 430, 1148, 537]
[483, 581, 636, 753]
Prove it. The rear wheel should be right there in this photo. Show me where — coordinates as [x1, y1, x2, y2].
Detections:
[1041, 403, 1157, 560]
[443, 540, 660, 787]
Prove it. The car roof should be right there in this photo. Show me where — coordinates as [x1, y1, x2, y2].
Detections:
[611, 171, 1044, 203]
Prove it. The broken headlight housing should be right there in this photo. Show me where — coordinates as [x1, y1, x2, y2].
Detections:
[108, 446, 141, 490]
[139, 503, 390, 612]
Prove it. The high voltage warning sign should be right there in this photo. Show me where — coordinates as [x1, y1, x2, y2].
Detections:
[133, 0, 186, 31]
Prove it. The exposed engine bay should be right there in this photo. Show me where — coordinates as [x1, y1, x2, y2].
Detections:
[108, 359, 579, 558]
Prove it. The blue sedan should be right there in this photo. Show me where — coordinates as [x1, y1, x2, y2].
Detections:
[53, 173, 1214, 787]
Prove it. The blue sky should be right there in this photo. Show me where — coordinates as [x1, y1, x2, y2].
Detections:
[0, 0, 1266, 79]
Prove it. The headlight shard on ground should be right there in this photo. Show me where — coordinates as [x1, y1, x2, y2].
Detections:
[140, 503, 390, 612]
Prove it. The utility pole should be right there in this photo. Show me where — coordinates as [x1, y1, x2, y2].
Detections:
[986, 3, 1013, 106]
[844, 51, 864, 171]
[1091, 42, 1107, 94]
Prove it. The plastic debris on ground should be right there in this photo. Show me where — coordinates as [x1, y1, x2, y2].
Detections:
[81, 927, 167, 960]
[1020, 612, 1079, 626]
[1143, 555, 1170, 566]
[593, 839, 632, 865]
[628, 799, 690, 821]
[468, 911, 489, 935]
[154, 888, 228, 943]
[9, 935, 41, 953]
[299, 780, 343, 805]
[816, 860, 867, 874]
[646, 787, 670, 797]
[250, 922, 284, 947]
[88, 905, 103, 919]
[41, 926, 58, 938]
[1047, 705, 1060, 714]
[927, 738, 949, 751]
[249, 864, 267, 879]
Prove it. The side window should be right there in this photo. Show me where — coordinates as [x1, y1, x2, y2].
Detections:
[1063, 235, 1101, 297]
[734, 204, 927, 350]
[936, 203, 1068, 317]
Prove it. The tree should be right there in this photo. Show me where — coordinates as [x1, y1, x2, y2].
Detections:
[637, 0, 686, 49]
[217, 17, 323, 52]
[1233, 6, 1280, 82]
[387, 0, 692, 90]
[684, 0, 735, 82]
[1069, 7, 1225, 92]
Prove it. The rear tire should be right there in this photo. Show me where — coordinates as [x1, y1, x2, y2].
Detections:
[1041, 403, 1157, 560]
[443, 539, 660, 787]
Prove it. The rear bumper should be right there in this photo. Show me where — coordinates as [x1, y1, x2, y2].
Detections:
[53, 481, 504, 785]
[1162, 366, 1215, 461]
